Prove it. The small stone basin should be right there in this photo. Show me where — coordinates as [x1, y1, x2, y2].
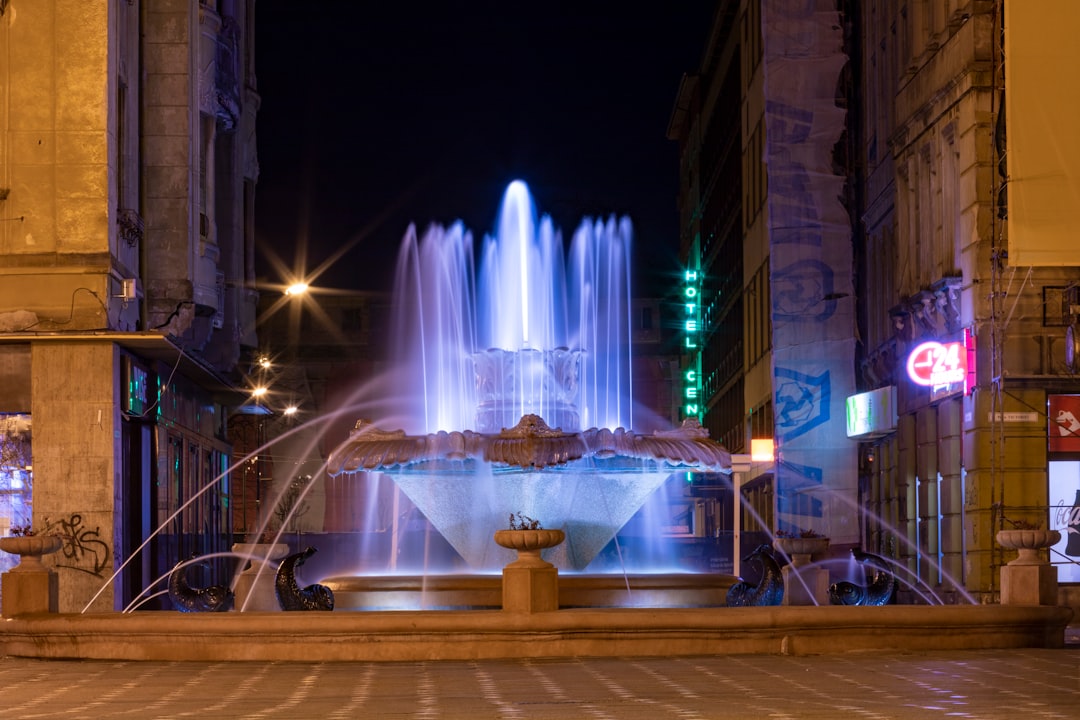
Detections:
[493, 529, 566, 569]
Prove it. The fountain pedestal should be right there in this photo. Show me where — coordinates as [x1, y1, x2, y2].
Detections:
[494, 529, 565, 613]
[775, 537, 830, 606]
[232, 543, 290, 611]
[781, 565, 830, 606]
[0, 535, 62, 616]
[997, 530, 1061, 606]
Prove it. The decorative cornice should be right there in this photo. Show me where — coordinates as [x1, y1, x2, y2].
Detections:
[890, 277, 962, 345]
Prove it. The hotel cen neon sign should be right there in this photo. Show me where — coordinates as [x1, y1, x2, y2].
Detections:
[682, 268, 702, 420]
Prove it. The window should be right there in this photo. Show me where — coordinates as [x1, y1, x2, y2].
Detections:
[0, 414, 33, 572]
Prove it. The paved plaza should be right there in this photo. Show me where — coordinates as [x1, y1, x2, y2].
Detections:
[1, 648, 1078, 719]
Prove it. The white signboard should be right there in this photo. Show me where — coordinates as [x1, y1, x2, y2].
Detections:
[845, 386, 898, 439]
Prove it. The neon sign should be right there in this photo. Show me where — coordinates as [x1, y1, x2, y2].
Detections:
[905, 329, 975, 397]
[907, 341, 965, 386]
[683, 267, 702, 420]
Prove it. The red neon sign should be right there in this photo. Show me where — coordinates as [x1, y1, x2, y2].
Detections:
[906, 340, 967, 388]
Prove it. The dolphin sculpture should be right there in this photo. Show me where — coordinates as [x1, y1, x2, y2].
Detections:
[829, 549, 897, 606]
[275, 546, 335, 611]
[726, 544, 784, 607]
[167, 555, 234, 613]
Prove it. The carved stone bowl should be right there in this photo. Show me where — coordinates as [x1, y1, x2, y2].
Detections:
[493, 529, 566, 569]
[996, 529, 1061, 565]
[774, 536, 829, 567]
[0, 534, 63, 572]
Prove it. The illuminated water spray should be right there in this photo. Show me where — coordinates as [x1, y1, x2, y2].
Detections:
[389, 180, 633, 435]
[330, 180, 728, 572]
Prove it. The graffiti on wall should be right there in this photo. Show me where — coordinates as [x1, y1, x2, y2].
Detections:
[42, 513, 111, 578]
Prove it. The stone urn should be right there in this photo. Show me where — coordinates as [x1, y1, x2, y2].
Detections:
[997, 528, 1061, 606]
[494, 528, 566, 613]
[0, 534, 62, 572]
[493, 529, 565, 569]
[996, 529, 1061, 565]
[774, 536, 829, 568]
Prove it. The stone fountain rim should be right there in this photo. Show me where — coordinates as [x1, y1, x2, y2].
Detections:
[0, 605, 1070, 662]
[327, 415, 733, 475]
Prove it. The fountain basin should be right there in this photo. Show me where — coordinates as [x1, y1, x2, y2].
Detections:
[0, 605, 1070, 662]
[322, 573, 738, 610]
[328, 417, 733, 572]
[385, 461, 677, 571]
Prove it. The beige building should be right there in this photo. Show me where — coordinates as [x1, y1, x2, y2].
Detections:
[0, 0, 258, 611]
[858, 0, 1080, 602]
[674, 0, 1080, 601]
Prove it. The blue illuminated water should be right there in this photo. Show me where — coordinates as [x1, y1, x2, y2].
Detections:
[388, 179, 633, 435]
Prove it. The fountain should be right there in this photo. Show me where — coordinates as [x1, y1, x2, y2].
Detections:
[321, 180, 732, 605]
[0, 181, 1071, 661]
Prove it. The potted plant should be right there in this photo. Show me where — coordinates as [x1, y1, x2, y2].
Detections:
[493, 513, 565, 568]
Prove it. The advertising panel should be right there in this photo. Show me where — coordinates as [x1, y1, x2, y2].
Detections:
[1049, 460, 1080, 582]
[1049, 395, 1080, 454]
[845, 386, 897, 439]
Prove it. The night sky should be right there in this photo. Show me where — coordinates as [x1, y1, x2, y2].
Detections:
[253, 2, 716, 295]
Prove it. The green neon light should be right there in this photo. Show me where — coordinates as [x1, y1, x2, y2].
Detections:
[681, 266, 702, 421]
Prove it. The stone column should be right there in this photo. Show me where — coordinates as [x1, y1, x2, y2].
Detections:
[781, 564, 829, 606]
[232, 543, 290, 611]
[32, 342, 119, 613]
[502, 563, 559, 613]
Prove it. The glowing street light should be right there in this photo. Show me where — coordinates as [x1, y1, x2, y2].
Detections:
[750, 438, 775, 463]
[285, 282, 309, 297]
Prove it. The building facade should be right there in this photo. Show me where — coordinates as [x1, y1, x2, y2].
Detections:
[0, 0, 258, 611]
[863, 0, 1080, 601]
[673, 0, 1080, 601]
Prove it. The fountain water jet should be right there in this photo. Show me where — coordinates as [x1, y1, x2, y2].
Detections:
[327, 180, 731, 578]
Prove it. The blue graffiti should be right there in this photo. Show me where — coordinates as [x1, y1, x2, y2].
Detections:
[774, 366, 831, 442]
[776, 459, 825, 521]
[773, 259, 836, 321]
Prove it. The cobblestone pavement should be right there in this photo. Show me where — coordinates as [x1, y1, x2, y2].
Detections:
[1, 649, 1079, 719]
